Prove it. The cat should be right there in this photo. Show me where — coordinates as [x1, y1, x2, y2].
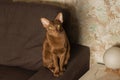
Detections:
[40, 12, 70, 77]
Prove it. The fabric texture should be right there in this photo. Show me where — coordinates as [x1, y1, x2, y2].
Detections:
[0, 0, 12, 2]
[0, 65, 34, 80]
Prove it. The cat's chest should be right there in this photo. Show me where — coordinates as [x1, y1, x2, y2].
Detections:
[52, 37, 65, 46]
[49, 36, 66, 48]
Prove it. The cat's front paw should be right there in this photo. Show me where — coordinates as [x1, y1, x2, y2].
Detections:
[59, 67, 65, 76]
[49, 67, 55, 73]
[60, 66, 66, 72]
[53, 71, 60, 77]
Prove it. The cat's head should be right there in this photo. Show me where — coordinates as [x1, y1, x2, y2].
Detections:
[40, 12, 64, 36]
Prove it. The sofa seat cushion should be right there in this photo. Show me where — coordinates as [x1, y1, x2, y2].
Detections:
[28, 44, 90, 80]
[0, 65, 34, 80]
[0, 2, 69, 70]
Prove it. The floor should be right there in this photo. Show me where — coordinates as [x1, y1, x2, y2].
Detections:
[79, 63, 120, 80]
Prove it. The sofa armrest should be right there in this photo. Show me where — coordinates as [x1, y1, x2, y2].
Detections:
[28, 44, 90, 80]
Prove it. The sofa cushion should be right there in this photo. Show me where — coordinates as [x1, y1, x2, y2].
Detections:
[0, 65, 34, 80]
[0, 2, 70, 70]
[28, 44, 90, 80]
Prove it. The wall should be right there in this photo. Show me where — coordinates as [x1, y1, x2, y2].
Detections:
[13, 0, 120, 66]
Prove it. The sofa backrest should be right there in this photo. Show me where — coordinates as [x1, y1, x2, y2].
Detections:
[0, 2, 70, 70]
[0, 0, 12, 2]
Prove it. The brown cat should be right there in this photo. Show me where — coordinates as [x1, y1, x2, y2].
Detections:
[40, 12, 70, 77]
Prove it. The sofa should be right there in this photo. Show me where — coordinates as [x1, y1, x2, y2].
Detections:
[0, 1, 90, 80]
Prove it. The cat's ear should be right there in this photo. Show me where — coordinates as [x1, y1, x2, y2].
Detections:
[55, 12, 63, 23]
[40, 18, 50, 28]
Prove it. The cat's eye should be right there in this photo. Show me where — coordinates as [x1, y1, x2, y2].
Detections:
[48, 26, 53, 30]
[57, 25, 60, 29]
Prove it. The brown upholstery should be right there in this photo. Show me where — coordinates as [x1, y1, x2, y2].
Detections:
[0, 65, 34, 80]
[0, 2, 90, 80]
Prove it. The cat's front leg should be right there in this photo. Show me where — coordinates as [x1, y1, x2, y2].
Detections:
[59, 53, 66, 75]
[52, 54, 60, 77]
